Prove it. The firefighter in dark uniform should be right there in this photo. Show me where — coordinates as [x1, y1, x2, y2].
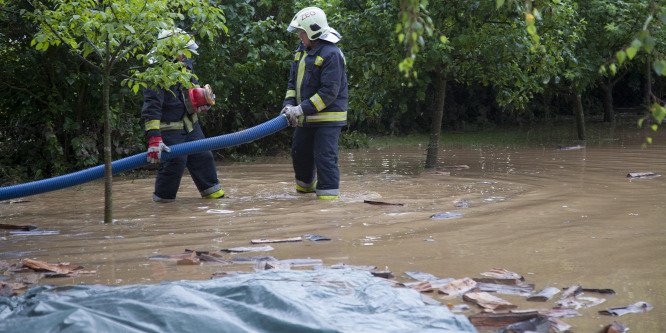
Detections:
[142, 29, 224, 203]
[281, 7, 348, 199]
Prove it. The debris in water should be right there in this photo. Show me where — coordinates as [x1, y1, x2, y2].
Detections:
[438, 165, 470, 171]
[430, 211, 463, 219]
[221, 245, 274, 253]
[598, 302, 653, 316]
[371, 270, 394, 279]
[524, 307, 582, 318]
[468, 311, 542, 331]
[0, 283, 17, 297]
[526, 286, 560, 301]
[255, 258, 324, 271]
[600, 321, 628, 333]
[278, 258, 323, 267]
[327, 263, 377, 271]
[232, 256, 278, 263]
[463, 291, 518, 311]
[302, 234, 332, 242]
[177, 257, 200, 265]
[581, 287, 616, 295]
[476, 282, 534, 296]
[210, 271, 250, 279]
[0, 262, 42, 296]
[260, 261, 291, 270]
[199, 253, 232, 264]
[559, 285, 583, 299]
[627, 172, 660, 178]
[499, 316, 554, 333]
[0, 224, 37, 231]
[552, 285, 604, 309]
[150, 252, 196, 260]
[556, 145, 585, 150]
[405, 270, 439, 281]
[480, 268, 524, 281]
[251, 237, 302, 244]
[20, 258, 96, 277]
[363, 200, 404, 206]
[149, 249, 231, 265]
[206, 209, 234, 214]
[10, 230, 59, 236]
[453, 199, 471, 208]
[449, 304, 471, 313]
[559, 296, 606, 309]
[438, 277, 478, 296]
[407, 280, 438, 293]
[0, 200, 31, 205]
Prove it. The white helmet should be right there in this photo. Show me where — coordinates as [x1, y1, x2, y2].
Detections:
[287, 7, 341, 43]
[158, 28, 198, 50]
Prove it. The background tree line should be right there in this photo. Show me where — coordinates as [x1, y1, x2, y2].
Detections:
[1, 0, 664, 185]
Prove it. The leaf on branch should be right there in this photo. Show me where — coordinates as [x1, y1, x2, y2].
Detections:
[643, 36, 655, 53]
[496, 0, 505, 9]
[653, 104, 666, 124]
[654, 60, 666, 76]
[616, 50, 626, 65]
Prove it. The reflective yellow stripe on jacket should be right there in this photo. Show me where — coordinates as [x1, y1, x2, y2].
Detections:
[305, 111, 347, 122]
[145, 114, 198, 133]
[296, 51, 306, 104]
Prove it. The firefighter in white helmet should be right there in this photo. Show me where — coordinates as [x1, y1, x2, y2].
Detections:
[281, 7, 348, 199]
[141, 28, 224, 203]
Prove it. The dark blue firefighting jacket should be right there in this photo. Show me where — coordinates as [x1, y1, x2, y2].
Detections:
[283, 41, 348, 127]
[142, 58, 199, 138]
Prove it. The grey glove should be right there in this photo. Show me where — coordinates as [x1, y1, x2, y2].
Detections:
[280, 104, 292, 115]
[284, 105, 303, 127]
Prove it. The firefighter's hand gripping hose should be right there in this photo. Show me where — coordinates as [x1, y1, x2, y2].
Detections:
[0, 115, 289, 201]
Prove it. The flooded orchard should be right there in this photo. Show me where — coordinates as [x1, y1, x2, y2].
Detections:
[1, 123, 664, 332]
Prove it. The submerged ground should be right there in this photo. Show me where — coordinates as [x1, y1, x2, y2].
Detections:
[1, 120, 664, 332]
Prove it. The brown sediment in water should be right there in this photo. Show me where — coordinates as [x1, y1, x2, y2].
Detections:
[1, 127, 664, 332]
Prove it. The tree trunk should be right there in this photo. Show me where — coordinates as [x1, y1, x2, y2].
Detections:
[574, 93, 586, 141]
[598, 80, 615, 125]
[645, 53, 652, 111]
[103, 71, 113, 223]
[425, 73, 447, 169]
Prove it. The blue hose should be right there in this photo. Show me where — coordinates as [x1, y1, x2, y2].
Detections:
[0, 115, 289, 201]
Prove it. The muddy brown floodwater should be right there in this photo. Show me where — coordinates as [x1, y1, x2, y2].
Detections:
[1, 125, 664, 332]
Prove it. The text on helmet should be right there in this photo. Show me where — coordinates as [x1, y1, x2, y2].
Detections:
[301, 10, 317, 21]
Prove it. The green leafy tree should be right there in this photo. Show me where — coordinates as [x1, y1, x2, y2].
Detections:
[334, 1, 419, 134]
[582, 0, 651, 124]
[397, 0, 582, 168]
[25, 0, 226, 223]
[599, 1, 665, 145]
